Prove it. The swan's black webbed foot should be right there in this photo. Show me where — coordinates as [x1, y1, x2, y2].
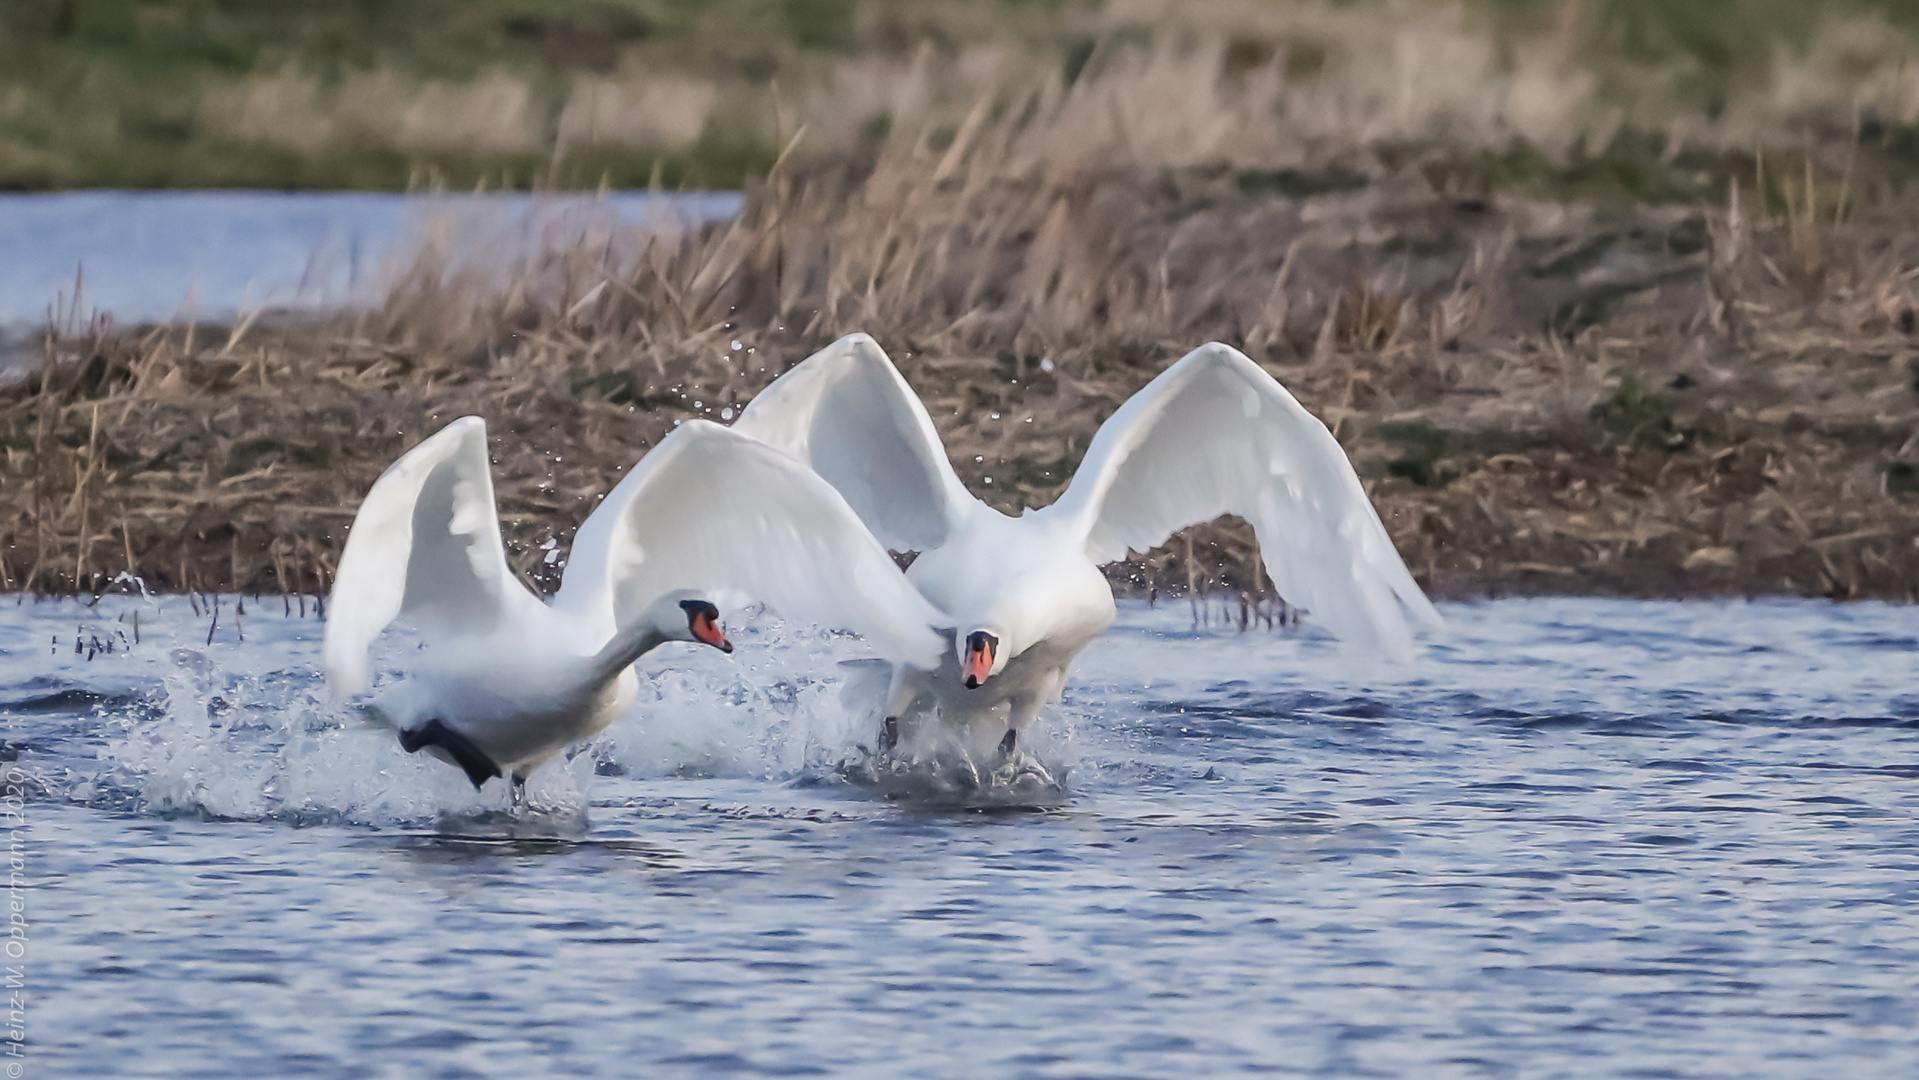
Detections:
[881, 716, 899, 752]
[509, 772, 529, 813]
[399, 718, 502, 790]
[997, 728, 1017, 757]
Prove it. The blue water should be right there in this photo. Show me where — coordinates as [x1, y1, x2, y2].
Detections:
[0, 190, 743, 332]
[8, 595, 1919, 1077]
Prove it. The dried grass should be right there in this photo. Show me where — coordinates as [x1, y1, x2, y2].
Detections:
[9, 20, 1919, 606]
[154, 2, 1919, 188]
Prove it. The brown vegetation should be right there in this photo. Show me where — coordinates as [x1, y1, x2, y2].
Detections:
[8, 13, 1919, 607]
[17, 0, 1919, 191]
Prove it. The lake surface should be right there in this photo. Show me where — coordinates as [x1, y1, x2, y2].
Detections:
[0, 189, 743, 333]
[8, 595, 1919, 1077]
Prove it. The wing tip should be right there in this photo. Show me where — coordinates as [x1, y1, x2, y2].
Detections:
[1183, 341, 1255, 368]
[798, 331, 887, 369]
[433, 415, 489, 449]
[1410, 596, 1446, 632]
[900, 625, 949, 671]
[824, 332, 911, 378]
[672, 416, 728, 439]
[665, 417, 788, 471]
[1381, 596, 1444, 661]
[321, 651, 368, 699]
[1189, 340, 1242, 357]
[1157, 341, 1293, 405]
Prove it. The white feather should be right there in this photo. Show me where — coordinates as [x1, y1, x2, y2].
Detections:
[730, 336, 1440, 754]
[322, 417, 542, 697]
[324, 415, 948, 786]
[1049, 342, 1442, 660]
[730, 332, 970, 552]
[558, 419, 951, 669]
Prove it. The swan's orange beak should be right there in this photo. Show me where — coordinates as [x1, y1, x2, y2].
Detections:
[963, 631, 997, 689]
[692, 611, 732, 653]
[681, 601, 733, 654]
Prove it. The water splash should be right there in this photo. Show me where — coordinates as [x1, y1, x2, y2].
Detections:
[16, 596, 1084, 826]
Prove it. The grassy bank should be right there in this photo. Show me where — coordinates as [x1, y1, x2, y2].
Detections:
[9, 1, 1919, 192]
[8, 56, 1919, 605]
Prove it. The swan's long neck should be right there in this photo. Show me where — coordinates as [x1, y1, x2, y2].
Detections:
[587, 617, 671, 689]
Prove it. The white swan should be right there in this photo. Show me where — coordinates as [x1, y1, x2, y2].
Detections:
[323, 414, 948, 792]
[732, 334, 1442, 756]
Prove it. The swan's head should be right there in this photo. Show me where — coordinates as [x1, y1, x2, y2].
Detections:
[679, 599, 733, 653]
[959, 628, 1004, 689]
[647, 591, 733, 653]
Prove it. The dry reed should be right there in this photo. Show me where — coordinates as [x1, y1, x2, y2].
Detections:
[8, 20, 1919, 608]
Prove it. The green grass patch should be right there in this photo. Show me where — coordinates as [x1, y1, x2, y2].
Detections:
[1888, 462, 1919, 499]
[1235, 165, 1369, 198]
[2, 0, 1916, 190]
[1592, 375, 1685, 449]
[1379, 421, 1461, 487]
[1549, 280, 1658, 339]
[1421, 131, 1729, 208]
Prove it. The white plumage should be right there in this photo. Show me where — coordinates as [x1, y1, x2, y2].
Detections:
[324, 416, 948, 789]
[732, 333, 1441, 755]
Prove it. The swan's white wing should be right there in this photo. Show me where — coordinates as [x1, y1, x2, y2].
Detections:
[1049, 343, 1441, 660]
[730, 332, 971, 551]
[584, 420, 950, 668]
[323, 416, 529, 695]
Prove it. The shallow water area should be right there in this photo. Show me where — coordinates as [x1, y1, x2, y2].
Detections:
[0, 189, 743, 339]
[10, 594, 1919, 1077]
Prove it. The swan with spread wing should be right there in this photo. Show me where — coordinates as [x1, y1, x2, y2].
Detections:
[731, 334, 1441, 756]
[324, 415, 948, 793]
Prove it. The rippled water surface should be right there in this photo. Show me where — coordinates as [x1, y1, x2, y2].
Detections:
[9, 595, 1919, 1077]
[0, 189, 743, 332]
